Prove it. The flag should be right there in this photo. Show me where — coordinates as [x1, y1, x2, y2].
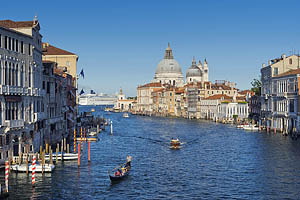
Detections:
[79, 89, 85, 95]
[79, 69, 84, 79]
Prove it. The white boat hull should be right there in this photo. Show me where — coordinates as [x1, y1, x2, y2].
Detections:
[243, 126, 259, 131]
[11, 163, 55, 173]
[45, 153, 79, 161]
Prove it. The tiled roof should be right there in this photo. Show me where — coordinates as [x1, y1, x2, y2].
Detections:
[0, 20, 34, 28]
[138, 82, 162, 88]
[203, 94, 232, 100]
[118, 99, 134, 102]
[275, 68, 300, 78]
[42, 43, 76, 56]
[175, 87, 185, 94]
[152, 88, 164, 93]
[43, 60, 56, 64]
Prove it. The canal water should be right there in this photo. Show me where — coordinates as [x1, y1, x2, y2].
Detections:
[5, 106, 300, 199]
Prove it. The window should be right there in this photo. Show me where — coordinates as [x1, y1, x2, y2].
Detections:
[16, 39, 18, 52]
[8, 37, 11, 50]
[289, 58, 292, 65]
[290, 99, 294, 112]
[21, 41, 24, 53]
[0, 34, 1, 48]
[12, 38, 15, 51]
[28, 44, 32, 56]
[42, 81, 45, 89]
[273, 67, 278, 76]
[4, 36, 7, 49]
[46, 82, 50, 93]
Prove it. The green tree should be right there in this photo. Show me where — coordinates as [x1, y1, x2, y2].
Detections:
[251, 77, 262, 95]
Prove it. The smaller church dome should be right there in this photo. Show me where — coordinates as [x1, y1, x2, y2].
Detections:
[186, 57, 202, 77]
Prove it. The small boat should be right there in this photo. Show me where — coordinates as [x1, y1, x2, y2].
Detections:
[91, 108, 95, 112]
[11, 162, 55, 173]
[109, 156, 132, 183]
[243, 124, 259, 131]
[170, 138, 181, 149]
[123, 113, 129, 118]
[89, 131, 97, 136]
[236, 123, 248, 129]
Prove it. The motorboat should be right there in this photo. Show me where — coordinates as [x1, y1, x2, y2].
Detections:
[170, 138, 181, 149]
[236, 123, 248, 129]
[243, 124, 259, 131]
[123, 113, 129, 118]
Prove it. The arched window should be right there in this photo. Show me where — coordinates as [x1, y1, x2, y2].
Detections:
[173, 80, 175, 86]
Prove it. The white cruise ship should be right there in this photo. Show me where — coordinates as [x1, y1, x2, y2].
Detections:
[79, 93, 117, 105]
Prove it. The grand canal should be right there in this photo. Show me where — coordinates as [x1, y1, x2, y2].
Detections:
[5, 106, 300, 199]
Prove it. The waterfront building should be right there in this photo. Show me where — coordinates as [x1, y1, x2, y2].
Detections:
[114, 88, 135, 112]
[42, 42, 78, 87]
[248, 95, 261, 123]
[217, 100, 248, 122]
[174, 87, 186, 117]
[200, 94, 232, 120]
[260, 54, 300, 133]
[186, 80, 239, 119]
[266, 68, 299, 133]
[0, 18, 45, 163]
[153, 43, 184, 87]
[137, 82, 162, 115]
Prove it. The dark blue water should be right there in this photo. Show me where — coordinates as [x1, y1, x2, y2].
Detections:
[6, 106, 300, 199]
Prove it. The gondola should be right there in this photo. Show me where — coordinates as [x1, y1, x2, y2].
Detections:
[109, 165, 131, 183]
[109, 156, 132, 183]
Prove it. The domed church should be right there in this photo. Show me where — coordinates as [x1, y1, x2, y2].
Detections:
[153, 43, 184, 87]
[186, 57, 209, 83]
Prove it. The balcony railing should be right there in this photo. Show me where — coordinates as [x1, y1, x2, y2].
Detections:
[4, 120, 24, 129]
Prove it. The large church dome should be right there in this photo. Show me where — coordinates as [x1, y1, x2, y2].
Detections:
[153, 43, 184, 86]
[155, 59, 182, 74]
[155, 43, 183, 75]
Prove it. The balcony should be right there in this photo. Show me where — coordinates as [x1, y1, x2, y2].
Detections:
[4, 120, 24, 129]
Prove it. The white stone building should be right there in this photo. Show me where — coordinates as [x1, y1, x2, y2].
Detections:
[0, 18, 45, 163]
[217, 102, 249, 121]
[114, 88, 135, 111]
[260, 54, 300, 133]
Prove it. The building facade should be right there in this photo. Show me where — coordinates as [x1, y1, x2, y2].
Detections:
[0, 18, 45, 163]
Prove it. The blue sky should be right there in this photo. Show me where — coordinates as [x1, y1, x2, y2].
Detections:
[3, 0, 300, 96]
